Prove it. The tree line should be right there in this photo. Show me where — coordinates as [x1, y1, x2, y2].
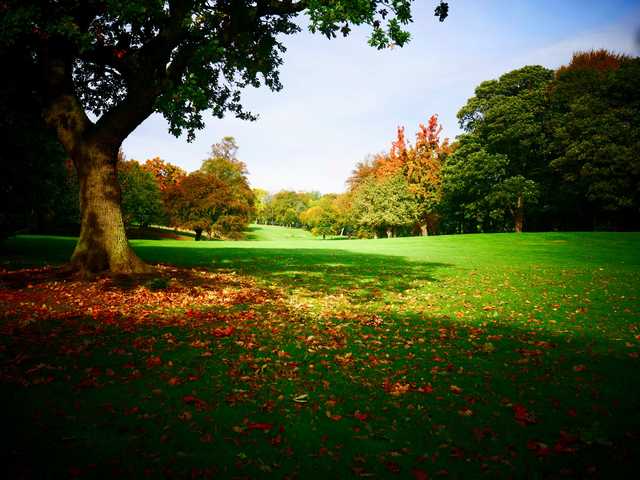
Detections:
[2, 49, 637, 243]
[1, 136, 255, 241]
[257, 49, 640, 238]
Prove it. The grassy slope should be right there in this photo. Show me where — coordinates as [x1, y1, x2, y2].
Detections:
[1, 226, 640, 478]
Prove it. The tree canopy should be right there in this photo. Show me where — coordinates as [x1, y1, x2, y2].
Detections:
[0, 0, 449, 274]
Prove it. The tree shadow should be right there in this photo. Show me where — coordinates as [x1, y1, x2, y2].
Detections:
[135, 245, 448, 300]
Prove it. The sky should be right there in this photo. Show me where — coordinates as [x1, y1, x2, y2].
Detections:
[122, 0, 640, 194]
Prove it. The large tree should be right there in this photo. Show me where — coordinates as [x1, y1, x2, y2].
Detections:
[1, 1, 448, 275]
[547, 50, 640, 229]
[455, 65, 553, 232]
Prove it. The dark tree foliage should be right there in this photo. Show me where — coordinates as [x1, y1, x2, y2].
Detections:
[547, 51, 640, 229]
[0, 46, 78, 238]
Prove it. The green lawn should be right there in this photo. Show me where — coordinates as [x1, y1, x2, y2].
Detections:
[1, 226, 640, 478]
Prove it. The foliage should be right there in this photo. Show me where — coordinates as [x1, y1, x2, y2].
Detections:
[261, 191, 319, 227]
[450, 65, 553, 232]
[351, 174, 420, 237]
[118, 159, 165, 228]
[299, 194, 340, 238]
[0, 0, 448, 272]
[1, 0, 447, 140]
[547, 50, 640, 227]
[164, 139, 255, 240]
[0, 47, 78, 236]
[142, 158, 187, 193]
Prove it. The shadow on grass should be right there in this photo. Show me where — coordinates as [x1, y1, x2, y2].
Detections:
[136, 245, 448, 299]
[1, 306, 639, 478]
[1, 237, 447, 299]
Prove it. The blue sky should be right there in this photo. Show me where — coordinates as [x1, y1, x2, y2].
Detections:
[122, 0, 640, 194]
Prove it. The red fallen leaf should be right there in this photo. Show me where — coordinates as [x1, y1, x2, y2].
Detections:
[527, 440, 551, 456]
[449, 385, 462, 394]
[247, 422, 273, 431]
[213, 325, 235, 337]
[167, 377, 181, 386]
[567, 408, 577, 417]
[513, 404, 537, 425]
[573, 364, 587, 372]
[458, 407, 473, 416]
[124, 406, 139, 416]
[183, 395, 207, 409]
[385, 461, 401, 474]
[412, 468, 429, 480]
[271, 434, 282, 446]
[554, 431, 578, 453]
[354, 411, 369, 422]
[416, 385, 434, 394]
[146, 356, 162, 368]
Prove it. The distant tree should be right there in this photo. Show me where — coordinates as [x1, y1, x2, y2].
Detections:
[201, 137, 248, 185]
[352, 174, 420, 238]
[0, 0, 448, 274]
[300, 194, 340, 238]
[165, 171, 254, 241]
[266, 191, 316, 227]
[252, 188, 270, 224]
[163, 138, 255, 240]
[142, 158, 187, 193]
[118, 159, 165, 229]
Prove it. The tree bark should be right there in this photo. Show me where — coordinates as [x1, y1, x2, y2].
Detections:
[386, 228, 393, 238]
[420, 223, 429, 236]
[70, 143, 149, 276]
[514, 194, 524, 233]
[41, 43, 155, 276]
[194, 228, 203, 241]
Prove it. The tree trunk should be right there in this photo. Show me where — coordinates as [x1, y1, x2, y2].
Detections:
[194, 228, 203, 241]
[420, 223, 429, 236]
[70, 143, 149, 276]
[514, 194, 524, 233]
[386, 228, 393, 238]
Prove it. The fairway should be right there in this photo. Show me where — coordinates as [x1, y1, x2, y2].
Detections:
[1, 226, 640, 478]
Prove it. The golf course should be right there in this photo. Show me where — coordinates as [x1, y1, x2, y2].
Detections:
[1, 225, 639, 478]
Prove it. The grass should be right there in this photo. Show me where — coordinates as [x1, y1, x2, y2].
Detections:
[1, 225, 640, 478]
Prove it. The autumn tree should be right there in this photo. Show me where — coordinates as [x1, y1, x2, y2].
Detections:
[118, 159, 165, 229]
[403, 115, 449, 235]
[0, 1, 449, 275]
[164, 139, 255, 240]
[165, 171, 254, 241]
[142, 158, 187, 193]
